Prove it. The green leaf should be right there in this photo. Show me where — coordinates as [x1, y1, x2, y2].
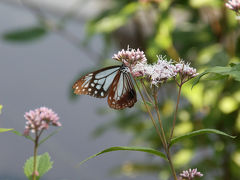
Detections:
[12, 130, 34, 141]
[192, 64, 240, 88]
[39, 128, 62, 146]
[24, 152, 53, 180]
[0, 128, 13, 133]
[0, 105, 2, 114]
[86, 2, 138, 36]
[77, 146, 167, 167]
[3, 26, 47, 42]
[170, 128, 236, 147]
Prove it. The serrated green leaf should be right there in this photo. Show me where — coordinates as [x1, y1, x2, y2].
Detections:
[170, 128, 236, 147]
[3, 26, 47, 42]
[0, 128, 13, 133]
[77, 146, 167, 167]
[37, 153, 53, 177]
[24, 153, 53, 180]
[39, 128, 62, 146]
[192, 64, 240, 88]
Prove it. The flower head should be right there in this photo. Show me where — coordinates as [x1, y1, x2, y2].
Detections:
[112, 47, 147, 67]
[179, 168, 203, 180]
[175, 60, 198, 80]
[24, 107, 61, 136]
[139, 56, 177, 86]
[226, 0, 240, 12]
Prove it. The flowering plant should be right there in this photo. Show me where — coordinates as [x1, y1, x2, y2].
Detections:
[13, 107, 61, 180]
[77, 48, 236, 180]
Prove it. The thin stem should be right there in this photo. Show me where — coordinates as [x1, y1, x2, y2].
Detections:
[153, 87, 178, 180]
[140, 79, 153, 104]
[169, 84, 182, 143]
[133, 78, 164, 143]
[153, 87, 168, 148]
[32, 133, 39, 180]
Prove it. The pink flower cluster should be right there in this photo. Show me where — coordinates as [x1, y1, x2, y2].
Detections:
[175, 60, 198, 78]
[113, 48, 198, 86]
[179, 168, 203, 180]
[112, 48, 147, 67]
[24, 107, 61, 135]
[226, 0, 240, 12]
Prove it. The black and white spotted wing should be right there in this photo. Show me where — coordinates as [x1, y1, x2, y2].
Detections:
[73, 65, 137, 110]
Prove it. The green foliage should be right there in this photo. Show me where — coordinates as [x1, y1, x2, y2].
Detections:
[86, 2, 139, 37]
[3, 26, 47, 42]
[0, 128, 13, 133]
[12, 130, 34, 141]
[193, 63, 240, 87]
[170, 128, 236, 147]
[79, 0, 240, 178]
[24, 153, 53, 180]
[78, 146, 167, 167]
[0, 106, 13, 133]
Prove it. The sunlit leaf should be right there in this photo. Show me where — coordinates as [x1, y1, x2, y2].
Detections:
[77, 146, 167, 167]
[24, 152, 53, 180]
[3, 26, 47, 42]
[192, 64, 240, 88]
[0, 128, 13, 133]
[170, 129, 236, 146]
[86, 2, 138, 36]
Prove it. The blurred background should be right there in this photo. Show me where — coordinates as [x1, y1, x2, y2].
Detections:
[0, 0, 240, 180]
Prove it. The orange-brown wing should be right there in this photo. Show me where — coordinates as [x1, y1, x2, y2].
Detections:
[107, 71, 137, 110]
[73, 66, 121, 98]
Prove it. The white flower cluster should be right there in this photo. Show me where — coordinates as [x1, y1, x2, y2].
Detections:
[134, 56, 177, 86]
[112, 48, 198, 86]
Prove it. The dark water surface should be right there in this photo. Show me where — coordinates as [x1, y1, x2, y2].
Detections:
[0, 3, 159, 180]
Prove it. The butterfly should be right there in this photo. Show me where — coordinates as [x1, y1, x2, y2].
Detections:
[72, 65, 137, 110]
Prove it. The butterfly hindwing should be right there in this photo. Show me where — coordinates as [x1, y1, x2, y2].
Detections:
[108, 67, 137, 110]
[73, 66, 121, 98]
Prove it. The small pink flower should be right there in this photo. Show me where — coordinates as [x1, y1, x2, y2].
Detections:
[179, 168, 203, 180]
[226, 0, 240, 12]
[32, 170, 39, 177]
[112, 47, 147, 67]
[24, 107, 61, 136]
[175, 60, 199, 80]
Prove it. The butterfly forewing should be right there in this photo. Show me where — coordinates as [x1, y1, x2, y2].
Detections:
[73, 66, 121, 98]
[108, 68, 137, 110]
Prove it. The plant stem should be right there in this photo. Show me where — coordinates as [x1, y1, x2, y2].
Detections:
[33, 133, 39, 180]
[133, 78, 164, 143]
[140, 79, 153, 104]
[153, 87, 178, 180]
[169, 84, 182, 143]
[135, 78, 177, 180]
[153, 87, 168, 148]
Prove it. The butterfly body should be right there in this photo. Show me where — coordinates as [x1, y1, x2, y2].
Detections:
[73, 65, 137, 110]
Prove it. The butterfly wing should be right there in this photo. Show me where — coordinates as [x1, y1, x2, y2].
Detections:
[73, 66, 121, 98]
[108, 69, 137, 110]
